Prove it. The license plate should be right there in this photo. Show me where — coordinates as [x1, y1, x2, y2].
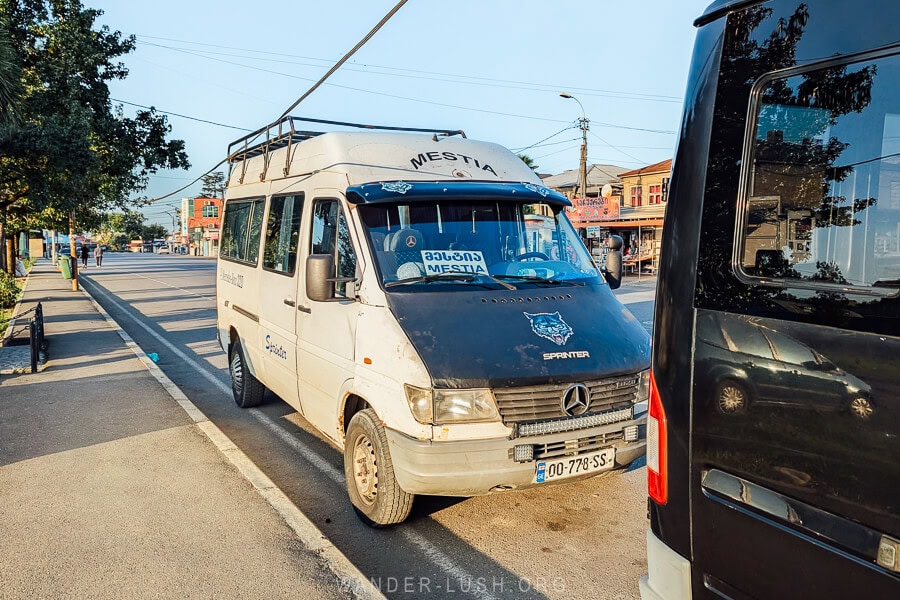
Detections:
[534, 448, 615, 483]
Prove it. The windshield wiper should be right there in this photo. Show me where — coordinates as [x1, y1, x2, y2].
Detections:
[385, 273, 476, 288]
[492, 274, 563, 284]
[493, 274, 587, 287]
[385, 272, 517, 290]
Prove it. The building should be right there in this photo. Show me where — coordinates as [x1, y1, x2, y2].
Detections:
[541, 164, 629, 200]
[551, 159, 672, 272]
[182, 196, 223, 256]
[613, 159, 671, 266]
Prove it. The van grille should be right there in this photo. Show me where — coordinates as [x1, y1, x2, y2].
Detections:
[533, 431, 625, 461]
[492, 374, 639, 426]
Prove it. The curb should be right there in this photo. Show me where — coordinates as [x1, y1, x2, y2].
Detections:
[78, 282, 385, 600]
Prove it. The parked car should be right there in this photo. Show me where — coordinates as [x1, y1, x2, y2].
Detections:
[695, 312, 875, 419]
[157, 247, 170, 254]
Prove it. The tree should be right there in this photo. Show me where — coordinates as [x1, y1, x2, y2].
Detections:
[518, 154, 539, 172]
[200, 171, 225, 198]
[101, 210, 145, 240]
[0, 16, 21, 126]
[141, 223, 167, 241]
[0, 0, 190, 273]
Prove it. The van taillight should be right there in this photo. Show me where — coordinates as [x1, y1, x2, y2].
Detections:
[647, 370, 667, 505]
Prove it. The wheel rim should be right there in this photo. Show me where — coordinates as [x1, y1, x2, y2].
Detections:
[230, 351, 244, 396]
[850, 397, 873, 419]
[718, 385, 745, 413]
[352, 433, 378, 506]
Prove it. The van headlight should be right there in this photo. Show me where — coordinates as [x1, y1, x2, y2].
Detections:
[633, 369, 650, 419]
[404, 385, 500, 424]
[404, 384, 434, 424]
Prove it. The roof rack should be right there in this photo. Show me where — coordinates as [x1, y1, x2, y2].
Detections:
[227, 116, 466, 183]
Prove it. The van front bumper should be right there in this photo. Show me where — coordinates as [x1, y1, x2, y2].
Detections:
[385, 417, 645, 496]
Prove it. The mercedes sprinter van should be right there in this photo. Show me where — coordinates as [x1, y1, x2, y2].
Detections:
[215, 119, 650, 526]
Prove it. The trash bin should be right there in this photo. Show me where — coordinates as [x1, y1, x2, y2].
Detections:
[58, 256, 72, 279]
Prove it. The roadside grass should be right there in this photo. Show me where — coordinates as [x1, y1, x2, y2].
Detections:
[0, 260, 31, 340]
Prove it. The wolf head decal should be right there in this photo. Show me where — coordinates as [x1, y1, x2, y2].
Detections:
[524, 312, 573, 346]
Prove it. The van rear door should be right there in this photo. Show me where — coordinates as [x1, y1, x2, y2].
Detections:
[685, 2, 900, 597]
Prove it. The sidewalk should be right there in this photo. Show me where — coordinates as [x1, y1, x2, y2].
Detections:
[0, 260, 361, 599]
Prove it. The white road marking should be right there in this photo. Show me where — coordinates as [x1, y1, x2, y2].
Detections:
[79, 280, 385, 600]
[252, 409, 345, 485]
[82, 277, 497, 600]
[615, 290, 656, 305]
[401, 530, 500, 600]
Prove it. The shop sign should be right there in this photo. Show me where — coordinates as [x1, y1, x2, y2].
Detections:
[567, 196, 621, 223]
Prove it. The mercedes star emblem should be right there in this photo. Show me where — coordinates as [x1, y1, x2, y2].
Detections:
[561, 384, 591, 417]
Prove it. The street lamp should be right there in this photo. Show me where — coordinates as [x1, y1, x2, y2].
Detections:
[560, 93, 590, 202]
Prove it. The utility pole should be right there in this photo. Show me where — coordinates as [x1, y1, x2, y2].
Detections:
[561, 93, 590, 201]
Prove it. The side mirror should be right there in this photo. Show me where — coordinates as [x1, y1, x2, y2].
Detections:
[306, 254, 335, 302]
[605, 235, 624, 290]
[306, 254, 358, 302]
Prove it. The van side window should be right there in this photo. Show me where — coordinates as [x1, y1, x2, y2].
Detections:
[311, 199, 357, 296]
[263, 194, 304, 275]
[740, 52, 900, 292]
[220, 197, 265, 264]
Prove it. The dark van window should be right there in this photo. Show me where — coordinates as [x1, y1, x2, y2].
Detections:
[311, 199, 357, 296]
[263, 195, 304, 275]
[221, 197, 265, 264]
[740, 52, 900, 292]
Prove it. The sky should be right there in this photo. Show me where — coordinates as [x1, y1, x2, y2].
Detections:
[88, 0, 714, 227]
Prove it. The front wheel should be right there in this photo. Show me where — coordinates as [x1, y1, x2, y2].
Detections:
[344, 409, 414, 527]
[229, 339, 266, 408]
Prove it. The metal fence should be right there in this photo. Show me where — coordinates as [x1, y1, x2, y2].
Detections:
[7, 302, 46, 373]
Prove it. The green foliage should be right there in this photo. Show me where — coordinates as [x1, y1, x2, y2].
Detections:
[0, 270, 20, 308]
[0, 15, 21, 126]
[200, 172, 225, 198]
[518, 154, 539, 172]
[141, 223, 167, 240]
[0, 0, 190, 231]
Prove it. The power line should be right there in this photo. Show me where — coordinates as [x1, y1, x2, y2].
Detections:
[138, 39, 682, 105]
[512, 125, 578, 153]
[112, 98, 252, 131]
[279, 0, 410, 119]
[139, 42, 676, 133]
[135, 34, 683, 102]
[146, 0, 411, 204]
[519, 136, 582, 151]
[144, 43, 573, 126]
[589, 130, 649, 165]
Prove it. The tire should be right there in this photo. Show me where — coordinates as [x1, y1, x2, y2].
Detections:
[229, 340, 266, 408]
[343, 408, 414, 527]
[848, 396, 874, 420]
[715, 379, 748, 415]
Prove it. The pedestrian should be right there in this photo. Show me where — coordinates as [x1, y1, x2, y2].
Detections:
[94, 244, 103, 267]
[80, 243, 89, 268]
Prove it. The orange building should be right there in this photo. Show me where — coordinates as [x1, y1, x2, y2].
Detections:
[184, 196, 223, 256]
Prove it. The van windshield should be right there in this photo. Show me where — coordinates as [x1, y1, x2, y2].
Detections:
[357, 200, 602, 289]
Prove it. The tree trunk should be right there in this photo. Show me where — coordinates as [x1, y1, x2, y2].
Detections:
[0, 217, 5, 274]
[5, 235, 14, 277]
[69, 211, 78, 291]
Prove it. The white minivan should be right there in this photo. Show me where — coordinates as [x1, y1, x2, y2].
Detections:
[216, 118, 651, 526]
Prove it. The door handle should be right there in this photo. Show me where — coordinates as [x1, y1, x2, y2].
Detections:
[297, 304, 311, 314]
[283, 298, 296, 307]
